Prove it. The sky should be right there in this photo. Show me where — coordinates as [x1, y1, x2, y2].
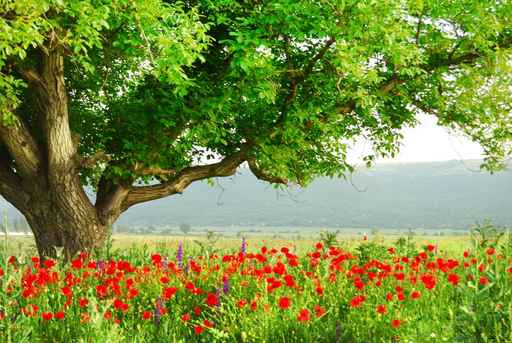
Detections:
[349, 113, 484, 164]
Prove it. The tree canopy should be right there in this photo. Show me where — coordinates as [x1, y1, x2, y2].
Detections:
[0, 0, 511, 255]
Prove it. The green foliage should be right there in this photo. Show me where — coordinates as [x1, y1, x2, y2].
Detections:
[318, 230, 339, 248]
[355, 241, 389, 265]
[395, 235, 418, 257]
[1, 0, 511, 193]
[470, 220, 506, 250]
[193, 229, 221, 258]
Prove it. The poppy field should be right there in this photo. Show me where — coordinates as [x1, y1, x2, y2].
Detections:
[0, 231, 511, 343]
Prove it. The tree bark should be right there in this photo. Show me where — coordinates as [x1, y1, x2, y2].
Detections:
[0, 44, 112, 260]
[17, 181, 108, 259]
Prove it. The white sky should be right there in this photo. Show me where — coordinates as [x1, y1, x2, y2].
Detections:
[349, 113, 484, 164]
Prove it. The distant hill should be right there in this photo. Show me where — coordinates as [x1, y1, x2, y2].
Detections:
[1, 160, 511, 231]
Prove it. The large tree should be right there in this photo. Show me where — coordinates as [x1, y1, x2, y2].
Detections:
[0, 0, 511, 258]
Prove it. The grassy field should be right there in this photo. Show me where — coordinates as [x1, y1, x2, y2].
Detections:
[1, 231, 473, 257]
[0, 229, 511, 342]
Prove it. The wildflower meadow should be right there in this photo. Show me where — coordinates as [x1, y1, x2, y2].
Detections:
[1, 230, 511, 343]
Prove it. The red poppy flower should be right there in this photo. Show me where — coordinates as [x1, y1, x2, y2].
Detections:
[182, 313, 190, 322]
[61, 286, 72, 297]
[128, 288, 139, 299]
[142, 311, 152, 320]
[204, 319, 214, 328]
[411, 291, 421, 299]
[314, 305, 326, 318]
[350, 295, 365, 308]
[55, 311, 65, 320]
[41, 312, 53, 321]
[43, 259, 56, 269]
[238, 299, 248, 308]
[486, 247, 495, 256]
[376, 304, 387, 314]
[479, 276, 489, 285]
[426, 244, 435, 252]
[278, 297, 291, 309]
[194, 325, 204, 335]
[78, 298, 89, 308]
[194, 307, 201, 316]
[206, 293, 218, 307]
[113, 299, 124, 310]
[284, 274, 295, 287]
[8, 256, 16, 265]
[104, 311, 112, 320]
[71, 258, 83, 270]
[448, 274, 459, 286]
[163, 287, 177, 300]
[420, 274, 436, 290]
[353, 277, 365, 290]
[96, 285, 108, 298]
[391, 319, 402, 328]
[297, 309, 310, 322]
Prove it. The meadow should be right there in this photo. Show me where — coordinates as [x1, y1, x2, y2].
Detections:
[0, 228, 511, 343]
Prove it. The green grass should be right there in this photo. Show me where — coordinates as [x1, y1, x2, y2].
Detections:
[0, 229, 511, 342]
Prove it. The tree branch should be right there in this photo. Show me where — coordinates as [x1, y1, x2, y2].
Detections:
[39, 45, 77, 177]
[332, 76, 403, 118]
[273, 36, 337, 134]
[415, 15, 422, 45]
[0, 151, 30, 210]
[301, 37, 337, 81]
[132, 163, 177, 180]
[80, 151, 112, 169]
[0, 112, 43, 179]
[95, 174, 130, 226]
[122, 146, 250, 210]
[247, 158, 288, 185]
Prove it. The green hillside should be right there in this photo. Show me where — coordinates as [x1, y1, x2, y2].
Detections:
[1, 160, 510, 231]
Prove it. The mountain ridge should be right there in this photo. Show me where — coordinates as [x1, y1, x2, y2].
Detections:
[1, 160, 510, 230]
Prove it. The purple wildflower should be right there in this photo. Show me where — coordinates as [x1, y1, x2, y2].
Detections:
[96, 260, 105, 271]
[154, 297, 163, 327]
[176, 241, 183, 269]
[241, 237, 247, 255]
[223, 276, 230, 295]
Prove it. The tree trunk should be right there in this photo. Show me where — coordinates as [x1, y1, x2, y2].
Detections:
[24, 204, 107, 260]
[18, 177, 108, 260]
